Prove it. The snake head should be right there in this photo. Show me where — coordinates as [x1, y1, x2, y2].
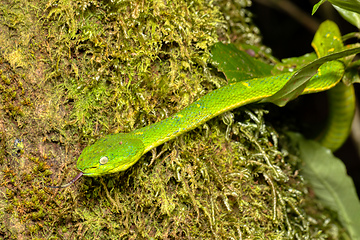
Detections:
[77, 134, 145, 176]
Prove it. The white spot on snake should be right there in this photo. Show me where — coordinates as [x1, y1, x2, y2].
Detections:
[99, 156, 109, 165]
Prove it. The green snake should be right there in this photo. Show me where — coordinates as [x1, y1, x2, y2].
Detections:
[51, 21, 356, 187]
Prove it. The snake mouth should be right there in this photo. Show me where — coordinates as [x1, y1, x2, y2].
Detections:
[78, 165, 116, 176]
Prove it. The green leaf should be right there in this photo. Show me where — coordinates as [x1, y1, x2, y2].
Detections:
[287, 132, 360, 240]
[329, 0, 360, 15]
[312, 0, 327, 15]
[234, 43, 280, 64]
[312, 20, 343, 58]
[312, 0, 360, 27]
[210, 42, 273, 83]
[343, 59, 360, 85]
[333, 5, 360, 28]
[313, 0, 360, 16]
[272, 52, 317, 75]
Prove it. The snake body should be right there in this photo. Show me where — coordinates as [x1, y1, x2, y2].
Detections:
[316, 82, 355, 150]
[51, 21, 355, 187]
[76, 60, 345, 176]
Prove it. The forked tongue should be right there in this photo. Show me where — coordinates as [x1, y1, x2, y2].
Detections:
[47, 172, 83, 188]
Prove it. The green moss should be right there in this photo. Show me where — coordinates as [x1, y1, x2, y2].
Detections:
[0, 0, 349, 239]
[0, 70, 26, 118]
[44, 0, 225, 139]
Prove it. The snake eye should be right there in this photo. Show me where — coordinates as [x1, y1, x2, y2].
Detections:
[99, 156, 109, 165]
